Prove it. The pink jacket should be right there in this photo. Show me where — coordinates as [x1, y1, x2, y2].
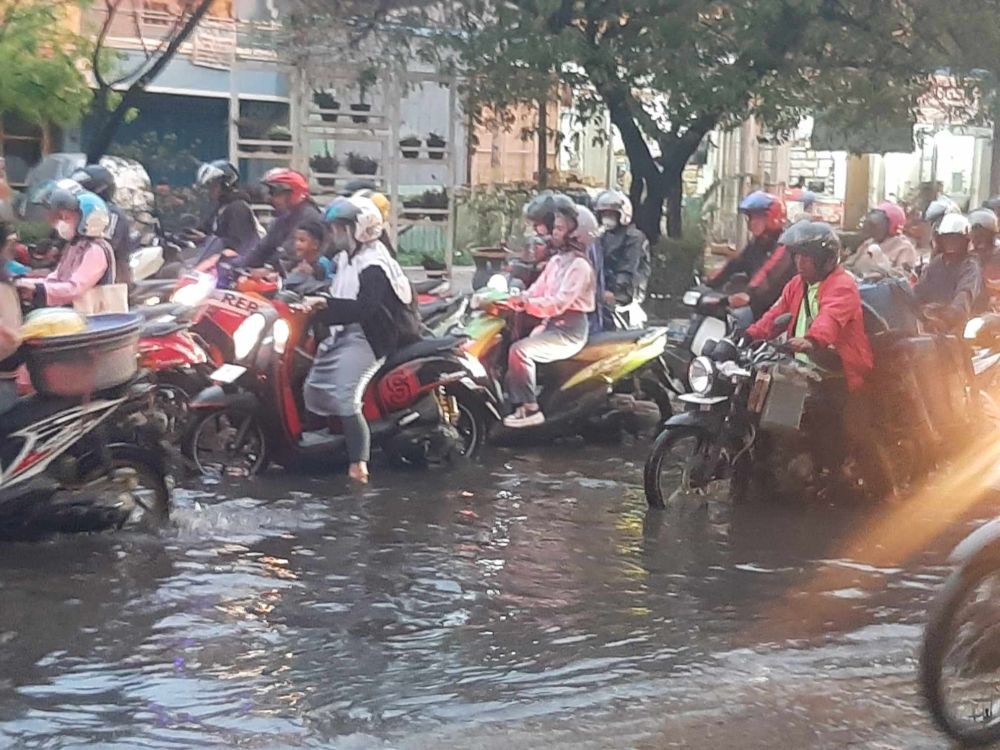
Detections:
[43, 238, 113, 306]
[524, 250, 595, 319]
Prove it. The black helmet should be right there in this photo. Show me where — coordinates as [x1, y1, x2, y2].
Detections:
[984, 196, 1000, 214]
[338, 178, 377, 197]
[523, 191, 557, 232]
[196, 160, 240, 190]
[551, 193, 579, 229]
[70, 164, 116, 200]
[779, 221, 841, 265]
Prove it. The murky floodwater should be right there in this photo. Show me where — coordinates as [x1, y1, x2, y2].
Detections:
[0, 442, 990, 749]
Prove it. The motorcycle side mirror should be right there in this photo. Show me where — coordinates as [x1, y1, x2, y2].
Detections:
[729, 272, 749, 286]
[702, 338, 719, 357]
[773, 313, 793, 333]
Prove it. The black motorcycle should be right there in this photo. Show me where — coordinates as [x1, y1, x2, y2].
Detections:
[643, 316, 909, 508]
[0, 379, 171, 539]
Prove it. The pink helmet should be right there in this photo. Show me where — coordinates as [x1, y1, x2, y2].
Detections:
[875, 201, 907, 236]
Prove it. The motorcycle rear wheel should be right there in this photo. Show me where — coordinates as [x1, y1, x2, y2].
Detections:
[644, 426, 723, 509]
[110, 449, 171, 530]
[186, 408, 268, 478]
[922, 550, 1000, 746]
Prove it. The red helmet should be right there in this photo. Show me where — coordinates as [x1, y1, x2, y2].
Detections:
[262, 168, 309, 203]
[874, 201, 906, 236]
[739, 190, 786, 234]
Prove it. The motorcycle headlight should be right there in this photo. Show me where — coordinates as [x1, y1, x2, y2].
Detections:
[233, 313, 267, 361]
[171, 273, 214, 307]
[965, 317, 986, 341]
[273, 318, 290, 354]
[688, 356, 715, 395]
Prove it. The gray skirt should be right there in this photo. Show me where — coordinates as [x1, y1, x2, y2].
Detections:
[303, 325, 383, 417]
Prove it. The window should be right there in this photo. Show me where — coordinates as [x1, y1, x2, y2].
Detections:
[0, 115, 49, 189]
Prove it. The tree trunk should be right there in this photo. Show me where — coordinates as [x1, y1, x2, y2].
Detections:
[634, 175, 668, 242]
[537, 97, 548, 188]
[663, 163, 685, 238]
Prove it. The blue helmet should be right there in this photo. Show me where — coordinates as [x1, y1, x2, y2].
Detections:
[76, 192, 111, 238]
[323, 197, 360, 225]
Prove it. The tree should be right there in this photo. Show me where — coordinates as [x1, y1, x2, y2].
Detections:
[85, 0, 216, 162]
[453, 0, 939, 240]
[0, 1, 92, 126]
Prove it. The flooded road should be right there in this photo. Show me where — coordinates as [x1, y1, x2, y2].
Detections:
[0, 442, 985, 749]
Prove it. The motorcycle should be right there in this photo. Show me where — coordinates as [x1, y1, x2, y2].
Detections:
[465, 279, 672, 441]
[183, 288, 495, 477]
[921, 515, 1000, 747]
[643, 315, 916, 508]
[1, 317, 171, 539]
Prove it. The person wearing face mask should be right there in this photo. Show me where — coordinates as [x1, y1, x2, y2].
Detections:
[968, 209, 1000, 308]
[503, 194, 597, 429]
[707, 191, 792, 319]
[70, 164, 133, 285]
[302, 196, 421, 484]
[14, 187, 116, 310]
[593, 189, 650, 330]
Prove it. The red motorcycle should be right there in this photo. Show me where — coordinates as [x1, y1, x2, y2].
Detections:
[182, 287, 495, 477]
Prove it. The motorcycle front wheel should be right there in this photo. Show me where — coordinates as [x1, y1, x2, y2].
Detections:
[109, 447, 171, 530]
[185, 408, 268, 478]
[643, 426, 724, 509]
[922, 550, 1000, 746]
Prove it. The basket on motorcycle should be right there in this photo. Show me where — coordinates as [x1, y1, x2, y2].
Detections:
[758, 363, 812, 431]
[23, 313, 142, 397]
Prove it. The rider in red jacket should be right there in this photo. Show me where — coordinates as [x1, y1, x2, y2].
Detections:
[748, 221, 874, 391]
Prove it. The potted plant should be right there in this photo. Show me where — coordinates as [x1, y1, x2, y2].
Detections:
[423, 188, 449, 221]
[400, 133, 421, 159]
[350, 69, 377, 124]
[268, 125, 292, 154]
[346, 151, 378, 175]
[402, 194, 425, 220]
[236, 117, 268, 151]
[310, 151, 340, 186]
[427, 131, 447, 159]
[313, 90, 340, 122]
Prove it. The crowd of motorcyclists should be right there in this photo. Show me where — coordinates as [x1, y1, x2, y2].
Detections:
[6, 148, 1000, 494]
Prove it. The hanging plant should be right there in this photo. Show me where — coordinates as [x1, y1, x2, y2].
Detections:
[268, 125, 292, 154]
[427, 131, 447, 159]
[310, 151, 340, 186]
[400, 134, 421, 159]
[346, 151, 378, 175]
[313, 90, 340, 122]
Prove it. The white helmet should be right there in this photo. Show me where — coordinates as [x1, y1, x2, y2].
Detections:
[935, 213, 971, 236]
[347, 195, 385, 243]
[969, 208, 999, 232]
[594, 189, 633, 225]
[571, 205, 599, 246]
[924, 197, 961, 227]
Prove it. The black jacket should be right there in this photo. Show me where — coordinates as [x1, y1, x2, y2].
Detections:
[598, 225, 650, 305]
[242, 199, 323, 271]
[107, 203, 132, 284]
[199, 192, 259, 260]
[914, 253, 984, 321]
[317, 266, 421, 358]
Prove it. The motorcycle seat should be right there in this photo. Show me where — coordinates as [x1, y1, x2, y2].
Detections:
[140, 319, 188, 339]
[382, 336, 462, 370]
[419, 298, 455, 318]
[0, 381, 136, 441]
[583, 329, 649, 346]
[413, 278, 446, 295]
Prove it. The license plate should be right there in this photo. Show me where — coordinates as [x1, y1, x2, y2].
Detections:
[210, 364, 247, 384]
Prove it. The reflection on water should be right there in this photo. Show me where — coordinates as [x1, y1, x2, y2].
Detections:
[0, 444, 990, 748]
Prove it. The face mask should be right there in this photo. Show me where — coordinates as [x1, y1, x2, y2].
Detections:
[602, 216, 619, 231]
[55, 220, 76, 241]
